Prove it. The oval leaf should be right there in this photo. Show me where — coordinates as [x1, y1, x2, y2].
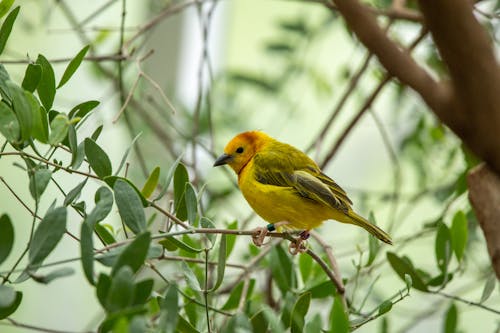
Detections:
[0, 214, 14, 264]
[30, 97, 48, 143]
[451, 211, 468, 261]
[173, 163, 188, 220]
[386, 252, 428, 292]
[86, 186, 113, 227]
[111, 231, 151, 276]
[0, 101, 18, 142]
[81, 222, 94, 285]
[84, 137, 112, 178]
[57, 45, 89, 88]
[185, 183, 198, 225]
[68, 100, 99, 119]
[444, 303, 457, 333]
[0, 285, 15, 307]
[29, 206, 67, 266]
[28, 168, 52, 202]
[378, 300, 393, 315]
[0, 290, 21, 319]
[0, 6, 19, 55]
[141, 166, 160, 198]
[159, 284, 179, 333]
[7, 80, 31, 141]
[106, 266, 135, 312]
[113, 179, 146, 234]
[22, 63, 42, 92]
[479, 274, 496, 303]
[48, 113, 69, 145]
[290, 292, 311, 333]
[330, 294, 349, 333]
[210, 234, 227, 291]
[36, 54, 56, 111]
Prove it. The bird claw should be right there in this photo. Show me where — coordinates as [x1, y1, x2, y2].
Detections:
[288, 237, 308, 255]
[252, 227, 269, 247]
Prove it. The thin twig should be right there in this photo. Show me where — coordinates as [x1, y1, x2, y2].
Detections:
[2, 319, 94, 333]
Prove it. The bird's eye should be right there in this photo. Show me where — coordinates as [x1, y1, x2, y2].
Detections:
[236, 147, 244, 154]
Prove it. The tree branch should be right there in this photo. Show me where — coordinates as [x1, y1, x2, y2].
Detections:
[327, 0, 448, 114]
[418, 0, 500, 175]
[467, 163, 500, 279]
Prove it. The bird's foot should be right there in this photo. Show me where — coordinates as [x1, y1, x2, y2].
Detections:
[288, 230, 310, 255]
[251, 221, 290, 247]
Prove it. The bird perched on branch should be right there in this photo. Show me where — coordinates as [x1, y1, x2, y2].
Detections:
[214, 131, 392, 254]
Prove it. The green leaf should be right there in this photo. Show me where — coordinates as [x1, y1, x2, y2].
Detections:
[270, 244, 294, 295]
[85, 138, 112, 178]
[104, 176, 147, 207]
[450, 211, 467, 261]
[111, 232, 151, 276]
[22, 63, 42, 92]
[307, 280, 336, 299]
[96, 273, 111, 308]
[159, 284, 179, 333]
[262, 305, 286, 333]
[81, 222, 94, 285]
[251, 310, 269, 333]
[378, 300, 393, 315]
[330, 295, 349, 333]
[0, 285, 15, 308]
[304, 314, 322, 333]
[153, 154, 183, 202]
[36, 54, 56, 111]
[106, 266, 135, 312]
[72, 141, 85, 169]
[159, 236, 203, 253]
[435, 222, 452, 274]
[0, 290, 21, 319]
[67, 124, 78, 166]
[114, 132, 141, 176]
[68, 100, 99, 119]
[0, 214, 14, 265]
[7, 80, 32, 141]
[223, 313, 252, 333]
[386, 252, 428, 291]
[113, 179, 146, 235]
[479, 273, 496, 303]
[222, 279, 255, 310]
[86, 186, 113, 227]
[225, 220, 238, 258]
[176, 315, 200, 333]
[173, 163, 189, 220]
[29, 168, 52, 202]
[280, 293, 296, 329]
[182, 261, 201, 291]
[48, 113, 69, 145]
[29, 267, 74, 284]
[299, 251, 313, 283]
[95, 223, 116, 245]
[132, 279, 153, 305]
[211, 234, 226, 291]
[0, 64, 10, 101]
[0, 0, 15, 19]
[64, 178, 87, 206]
[141, 166, 160, 198]
[185, 183, 198, 225]
[30, 100, 48, 143]
[444, 303, 457, 333]
[0, 6, 19, 55]
[290, 292, 311, 333]
[0, 101, 18, 142]
[57, 45, 89, 88]
[29, 206, 67, 266]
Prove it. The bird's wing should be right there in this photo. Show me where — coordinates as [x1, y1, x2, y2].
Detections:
[253, 146, 351, 213]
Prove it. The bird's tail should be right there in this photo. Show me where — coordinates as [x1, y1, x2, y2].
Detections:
[346, 211, 393, 245]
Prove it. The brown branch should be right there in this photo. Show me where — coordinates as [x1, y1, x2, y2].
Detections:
[418, 0, 500, 175]
[327, 0, 448, 118]
[468, 163, 500, 279]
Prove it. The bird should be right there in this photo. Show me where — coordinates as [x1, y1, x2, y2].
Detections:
[213, 130, 392, 254]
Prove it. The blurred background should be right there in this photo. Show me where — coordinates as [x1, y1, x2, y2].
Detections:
[0, 0, 498, 332]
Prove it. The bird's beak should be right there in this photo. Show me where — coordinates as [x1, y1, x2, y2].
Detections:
[213, 153, 233, 167]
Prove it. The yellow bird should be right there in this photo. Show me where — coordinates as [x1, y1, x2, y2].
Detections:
[214, 131, 392, 254]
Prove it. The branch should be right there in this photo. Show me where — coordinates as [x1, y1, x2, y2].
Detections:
[328, 0, 448, 114]
[468, 163, 500, 279]
[418, 0, 500, 175]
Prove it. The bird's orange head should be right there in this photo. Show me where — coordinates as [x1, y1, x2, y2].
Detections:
[214, 131, 271, 174]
